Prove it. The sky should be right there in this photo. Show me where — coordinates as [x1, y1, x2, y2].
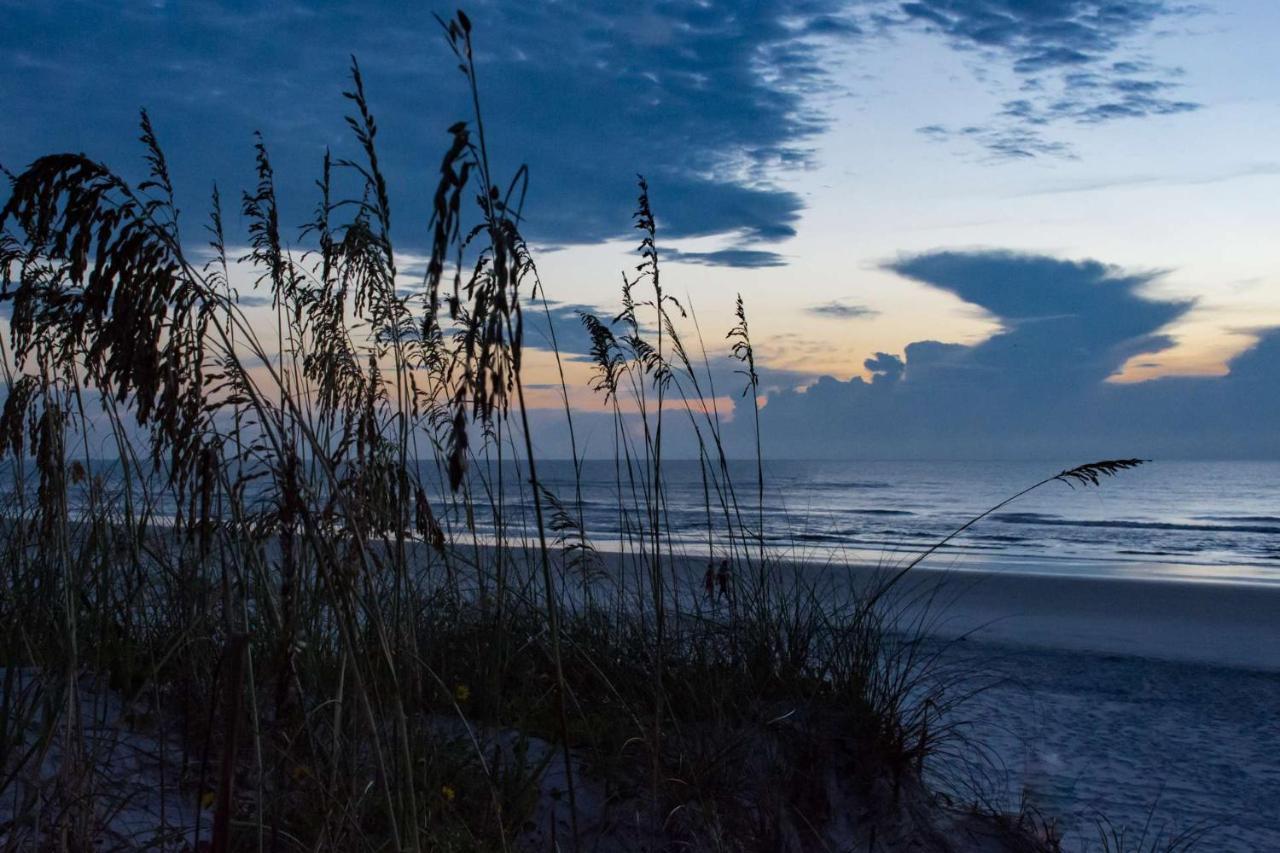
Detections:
[2, 0, 1278, 458]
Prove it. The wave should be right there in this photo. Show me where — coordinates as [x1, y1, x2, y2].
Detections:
[1193, 515, 1280, 524]
[798, 481, 893, 491]
[1116, 549, 1198, 557]
[993, 513, 1280, 536]
[847, 508, 914, 516]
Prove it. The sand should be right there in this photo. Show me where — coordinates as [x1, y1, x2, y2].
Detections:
[796, 557, 1280, 849]
[586, 546, 1280, 848]
[941, 639, 1280, 852]
[600, 546, 1280, 670]
[883, 562, 1280, 672]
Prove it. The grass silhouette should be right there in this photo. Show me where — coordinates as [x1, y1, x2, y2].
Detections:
[0, 14, 1170, 853]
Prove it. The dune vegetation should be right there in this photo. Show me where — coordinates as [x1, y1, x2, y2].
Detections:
[0, 13, 1170, 852]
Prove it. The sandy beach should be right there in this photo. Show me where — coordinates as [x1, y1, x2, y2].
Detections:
[813, 559, 1280, 849]
[604, 547, 1280, 671]
[946, 637, 1280, 852]
[574, 546, 1280, 848]
[4, 528, 1277, 849]
[881, 562, 1280, 671]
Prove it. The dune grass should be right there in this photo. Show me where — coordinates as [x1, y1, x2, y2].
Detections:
[0, 13, 1173, 853]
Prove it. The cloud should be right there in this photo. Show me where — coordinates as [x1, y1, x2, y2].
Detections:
[898, 0, 1202, 158]
[0, 0, 1210, 255]
[523, 301, 606, 358]
[0, 1, 871, 265]
[1013, 163, 1280, 197]
[884, 250, 1190, 385]
[919, 123, 1076, 159]
[863, 352, 904, 383]
[748, 249, 1280, 459]
[666, 248, 788, 269]
[235, 292, 274, 308]
[807, 301, 879, 319]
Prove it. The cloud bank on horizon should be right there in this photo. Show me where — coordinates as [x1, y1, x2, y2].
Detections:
[754, 250, 1280, 459]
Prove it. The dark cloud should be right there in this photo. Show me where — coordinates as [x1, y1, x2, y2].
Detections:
[1, 0, 1209, 256]
[524, 301, 604, 358]
[666, 248, 789, 269]
[1013, 47, 1091, 74]
[1073, 94, 1198, 124]
[884, 250, 1190, 385]
[1111, 60, 1151, 75]
[235, 292, 274, 308]
[807, 301, 879, 319]
[803, 14, 864, 36]
[0, 0, 868, 265]
[747, 250, 1280, 459]
[898, 1, 1202, 158]
[863, 352, 904, 383]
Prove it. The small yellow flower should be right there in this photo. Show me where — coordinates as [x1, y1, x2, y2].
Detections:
[453, 684, 470, 703]
[200, 791, 216, 810]
[441, 784, 456, 802]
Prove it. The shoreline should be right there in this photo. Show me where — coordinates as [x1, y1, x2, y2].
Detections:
[567, 545, 1280, 672]
[886, 563, 1280, 672]
[7, 514, 1274, 670]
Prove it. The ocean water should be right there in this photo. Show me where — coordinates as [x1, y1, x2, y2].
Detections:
[14, 458, 1280, 586]
[523, 459, 1280, 585]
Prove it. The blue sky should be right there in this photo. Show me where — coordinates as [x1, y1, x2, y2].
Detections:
[3, 0, 1278, 457]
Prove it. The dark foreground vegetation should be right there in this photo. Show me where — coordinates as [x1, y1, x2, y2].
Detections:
[1, 14, 1179, 852]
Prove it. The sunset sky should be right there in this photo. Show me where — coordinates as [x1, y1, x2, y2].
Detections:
[4, 1, 1278, 456]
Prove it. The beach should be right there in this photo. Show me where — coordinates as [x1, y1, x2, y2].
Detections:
[947, 637, 1280, 852]
[587, 546, 1280, 848]
[6, 0, 1279, 845]
[882, 561, 1280, 671]
[3, 526, 1277, 849]
[622, 547, 1280, 671]
[814, 559, 1280, 849]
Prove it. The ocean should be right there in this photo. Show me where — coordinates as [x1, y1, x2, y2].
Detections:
[22, 457, 1280, 586]
[518, 458, 1280, 585]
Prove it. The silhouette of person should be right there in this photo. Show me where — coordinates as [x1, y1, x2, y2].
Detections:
[716, 559, 731, 602]
[703, 562, 716, 601]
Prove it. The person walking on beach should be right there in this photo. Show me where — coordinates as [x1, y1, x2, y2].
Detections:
[703, 562, 716, 602]
[716, 559, 732, 603]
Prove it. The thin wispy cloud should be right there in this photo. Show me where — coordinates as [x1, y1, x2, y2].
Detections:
[1012, 163, 1280, 196]
[900, 0, 1203, 158]
[807, 301, 879, 319]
